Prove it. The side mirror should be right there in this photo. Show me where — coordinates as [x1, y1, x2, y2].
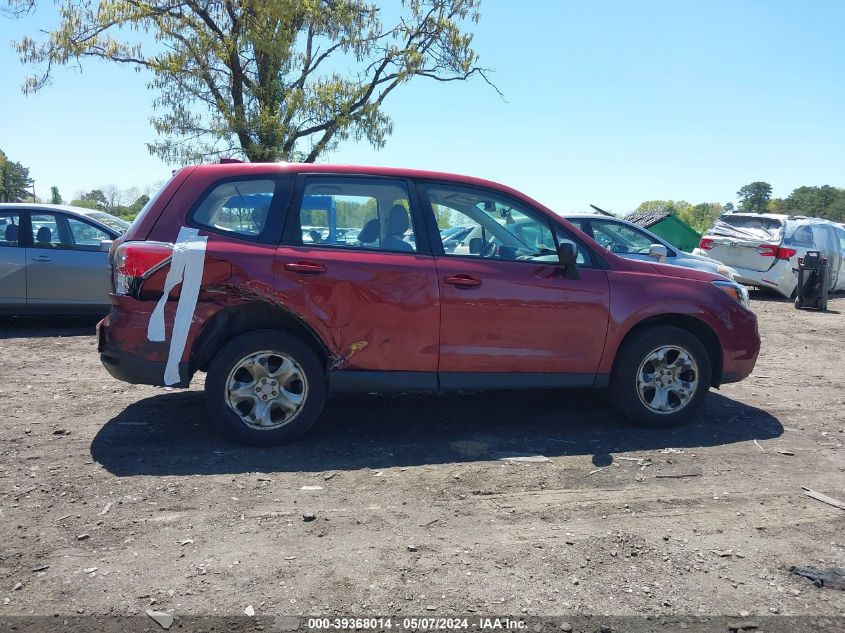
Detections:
[99, 240, 114, 253]
[648, 244, 668, 260]
[557, 240, 580, 280]
[468, 237, 483, 254]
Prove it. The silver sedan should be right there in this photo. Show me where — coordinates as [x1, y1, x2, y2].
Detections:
[0, 203, 124, 315]
[563, 213, 737, 280]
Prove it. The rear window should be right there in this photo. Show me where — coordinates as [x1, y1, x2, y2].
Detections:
[709, 215, 784, 242]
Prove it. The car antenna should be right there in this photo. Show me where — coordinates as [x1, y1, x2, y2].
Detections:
[589, 204, 614, 216]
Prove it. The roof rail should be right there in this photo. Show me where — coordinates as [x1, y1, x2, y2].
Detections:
[219, 157, 244, 164]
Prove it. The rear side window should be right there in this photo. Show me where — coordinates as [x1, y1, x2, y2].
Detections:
[289, 177, 418, 253]
[785, 224, 814, 247]
[0, 211, 21, 247]
[192, 179, 276, 239]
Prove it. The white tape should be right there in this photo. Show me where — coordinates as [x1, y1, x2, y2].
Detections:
[146, 226, 208, 386]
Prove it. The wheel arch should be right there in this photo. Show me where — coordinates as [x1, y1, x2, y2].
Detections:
[190, 302, 330, 375]
[614, 314, 723, 387]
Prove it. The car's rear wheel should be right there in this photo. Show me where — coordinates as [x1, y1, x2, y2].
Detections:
[609, 326, 712, 427]
[204, 330, 325, 445]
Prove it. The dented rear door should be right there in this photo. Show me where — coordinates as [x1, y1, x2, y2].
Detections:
[273, 175, 440, 373]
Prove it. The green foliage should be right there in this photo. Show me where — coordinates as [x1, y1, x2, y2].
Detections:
[736, 182, 772, 213]
[785, 185, 845, 222]
[0, 149, 33, 202]
[677, 202, 724, 234]
[634, 200, 722, 234]
[16, 0, 495, 164]
[50, 185, 62, 204]
[433, 204, 456, 228]
[69, 197, 100, 210]
[78, 189, 108, 210]
[635, 200, 693, 216]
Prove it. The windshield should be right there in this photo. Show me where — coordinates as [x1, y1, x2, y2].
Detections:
[86, 212, 131, 233]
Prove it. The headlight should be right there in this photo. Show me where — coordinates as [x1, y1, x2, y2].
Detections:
[712, 280, 750, 308]
[716, 265, 734, 280]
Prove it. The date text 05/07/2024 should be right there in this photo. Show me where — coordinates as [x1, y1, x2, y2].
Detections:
[307, 617, 530, 630]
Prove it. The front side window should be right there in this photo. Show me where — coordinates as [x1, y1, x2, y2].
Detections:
[590, 220, 655, 255]
[30, 213, 111, 251]
[67, 217, 112, 249]
[0, 211, 22, 247]
[422, 183, 588, 264]
[293, 177, 417, 253]
[192, 179, 276, 238]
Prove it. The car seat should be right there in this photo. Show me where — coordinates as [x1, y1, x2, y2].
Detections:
[357, 218, 380, 246]
[3, 224, 19, 246]
[382, 205, 413, 252]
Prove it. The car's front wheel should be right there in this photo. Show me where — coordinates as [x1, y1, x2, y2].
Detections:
[205, 330, 326, 445]
[609, 326, 712, 427]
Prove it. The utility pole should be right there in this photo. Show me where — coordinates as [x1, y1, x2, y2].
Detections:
[31, 180, 36, 202]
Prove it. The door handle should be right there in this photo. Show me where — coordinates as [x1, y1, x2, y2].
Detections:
[284, 261, 327, 274]
[444, 274, 481, 288]
[31, 255, 52, 262]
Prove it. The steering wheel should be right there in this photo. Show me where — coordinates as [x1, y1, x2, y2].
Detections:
[480, 240, 497, 258]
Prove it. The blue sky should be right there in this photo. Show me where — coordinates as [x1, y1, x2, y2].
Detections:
[2, 0, 844, 213]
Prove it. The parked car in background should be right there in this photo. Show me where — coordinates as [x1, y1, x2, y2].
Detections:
[563, 214, 738, 281]
[75, 209, 132, 234]
[98, 162, 759, 445]
[694, 213, 845, 297]
[441, 225, 473, 253]
[0, 203, 121, 314]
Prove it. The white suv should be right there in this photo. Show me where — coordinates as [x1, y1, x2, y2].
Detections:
[695, 213, 845, 297]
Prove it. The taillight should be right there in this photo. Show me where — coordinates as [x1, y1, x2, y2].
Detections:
[776, 246, 796, 260]
[698, 238, 714, 250]
[756, 244, 795, 260]
[112, 241, 173, 295]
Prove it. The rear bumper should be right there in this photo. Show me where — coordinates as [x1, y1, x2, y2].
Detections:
[728, 262, 795, 298]
[692, 250, 796, 297]
[99, 348, 190, 388]
[96, 297, 193, 388]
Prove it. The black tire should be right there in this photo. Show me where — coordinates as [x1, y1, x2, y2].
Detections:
[204, 330, 326, 446]
[609, 326, 712, 428]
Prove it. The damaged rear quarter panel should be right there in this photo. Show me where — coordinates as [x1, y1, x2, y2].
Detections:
[136, 236, 441, 374]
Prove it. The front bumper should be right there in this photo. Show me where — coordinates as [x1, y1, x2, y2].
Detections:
[718, 307, 761, 385]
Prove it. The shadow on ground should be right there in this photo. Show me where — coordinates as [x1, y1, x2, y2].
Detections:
[0, 315, 102, 339]
[91, 388, 782, 476]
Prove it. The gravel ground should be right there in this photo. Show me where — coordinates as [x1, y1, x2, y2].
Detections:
[0, 292, 843, 627]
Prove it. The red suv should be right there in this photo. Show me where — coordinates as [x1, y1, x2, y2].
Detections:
[97, 163, 760, 445]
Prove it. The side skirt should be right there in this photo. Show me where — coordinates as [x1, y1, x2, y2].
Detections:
[329, 370, 607, 393]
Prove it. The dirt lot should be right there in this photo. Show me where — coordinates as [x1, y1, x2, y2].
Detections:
[1, 292, 844, 627]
